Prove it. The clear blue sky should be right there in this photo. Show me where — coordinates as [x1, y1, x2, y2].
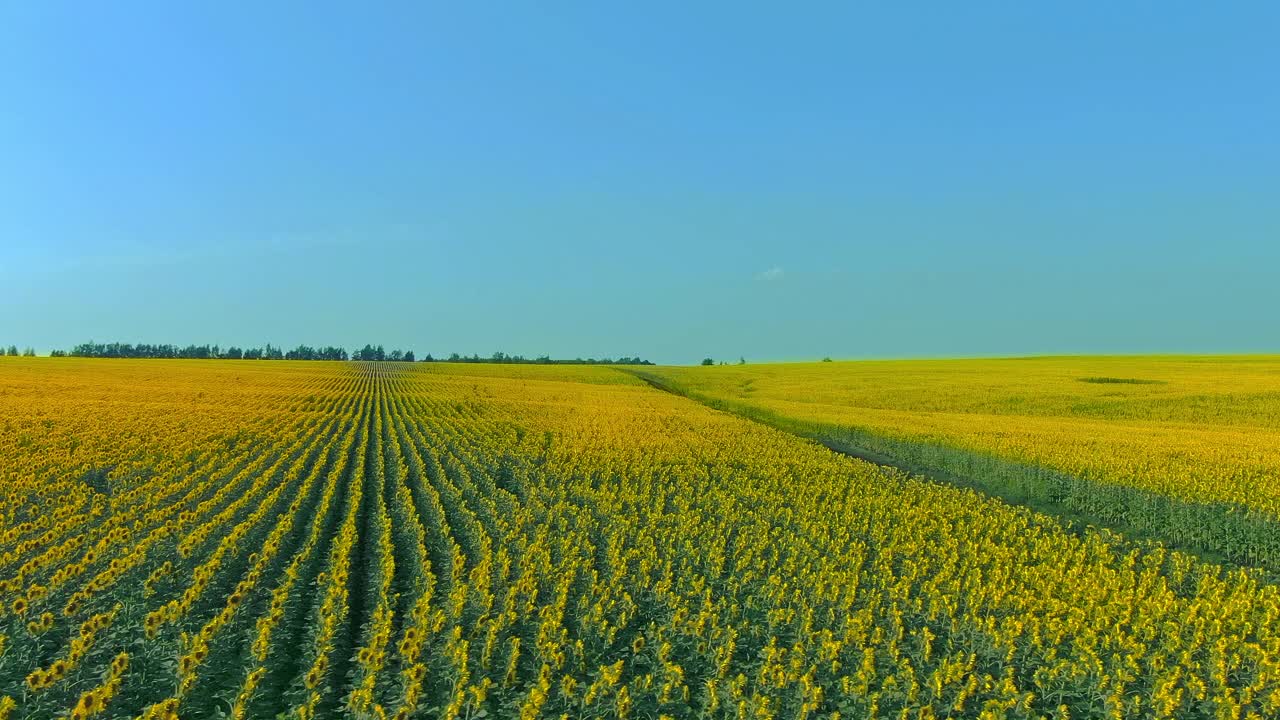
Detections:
[2, 2, 1277, 364]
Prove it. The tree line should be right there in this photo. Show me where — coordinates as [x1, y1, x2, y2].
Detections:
[60, 342, 410, 361]
[41, 342, 652, 365]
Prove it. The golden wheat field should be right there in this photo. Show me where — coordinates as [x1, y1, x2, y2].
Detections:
[2, 358, 1280, 720]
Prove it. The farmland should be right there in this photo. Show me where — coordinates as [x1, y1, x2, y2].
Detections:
[2, 358, 1280, 719]
[637, 357, 1280, 570]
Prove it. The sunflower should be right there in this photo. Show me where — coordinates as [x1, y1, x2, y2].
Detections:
[25, 669, 47, 691]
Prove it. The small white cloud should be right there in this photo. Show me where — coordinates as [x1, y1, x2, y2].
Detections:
[758, 266, 784, 281]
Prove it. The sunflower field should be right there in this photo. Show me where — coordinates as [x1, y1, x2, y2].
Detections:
[1, 357, 1279, 719]
[636, 357, 1280, 569]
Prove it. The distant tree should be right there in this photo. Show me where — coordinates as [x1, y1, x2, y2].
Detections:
[403, 350, 415, 362]
[389, 349, 404, 362]
[354, 344, 397, 361]
[822, 357, 833, 362]
[22, 348, 36, 357]
[422, 353, 435, 362]
[50, 350, 67, 357]
[701, 358, 715, 366]
[6, 345, 18, 356]
[738, 356, 746, 365]
[287, 345, 328, 361]
[224, 347, 244, 360]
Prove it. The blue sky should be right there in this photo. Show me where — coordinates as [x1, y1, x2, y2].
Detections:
[2, 2, 1277, 364]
